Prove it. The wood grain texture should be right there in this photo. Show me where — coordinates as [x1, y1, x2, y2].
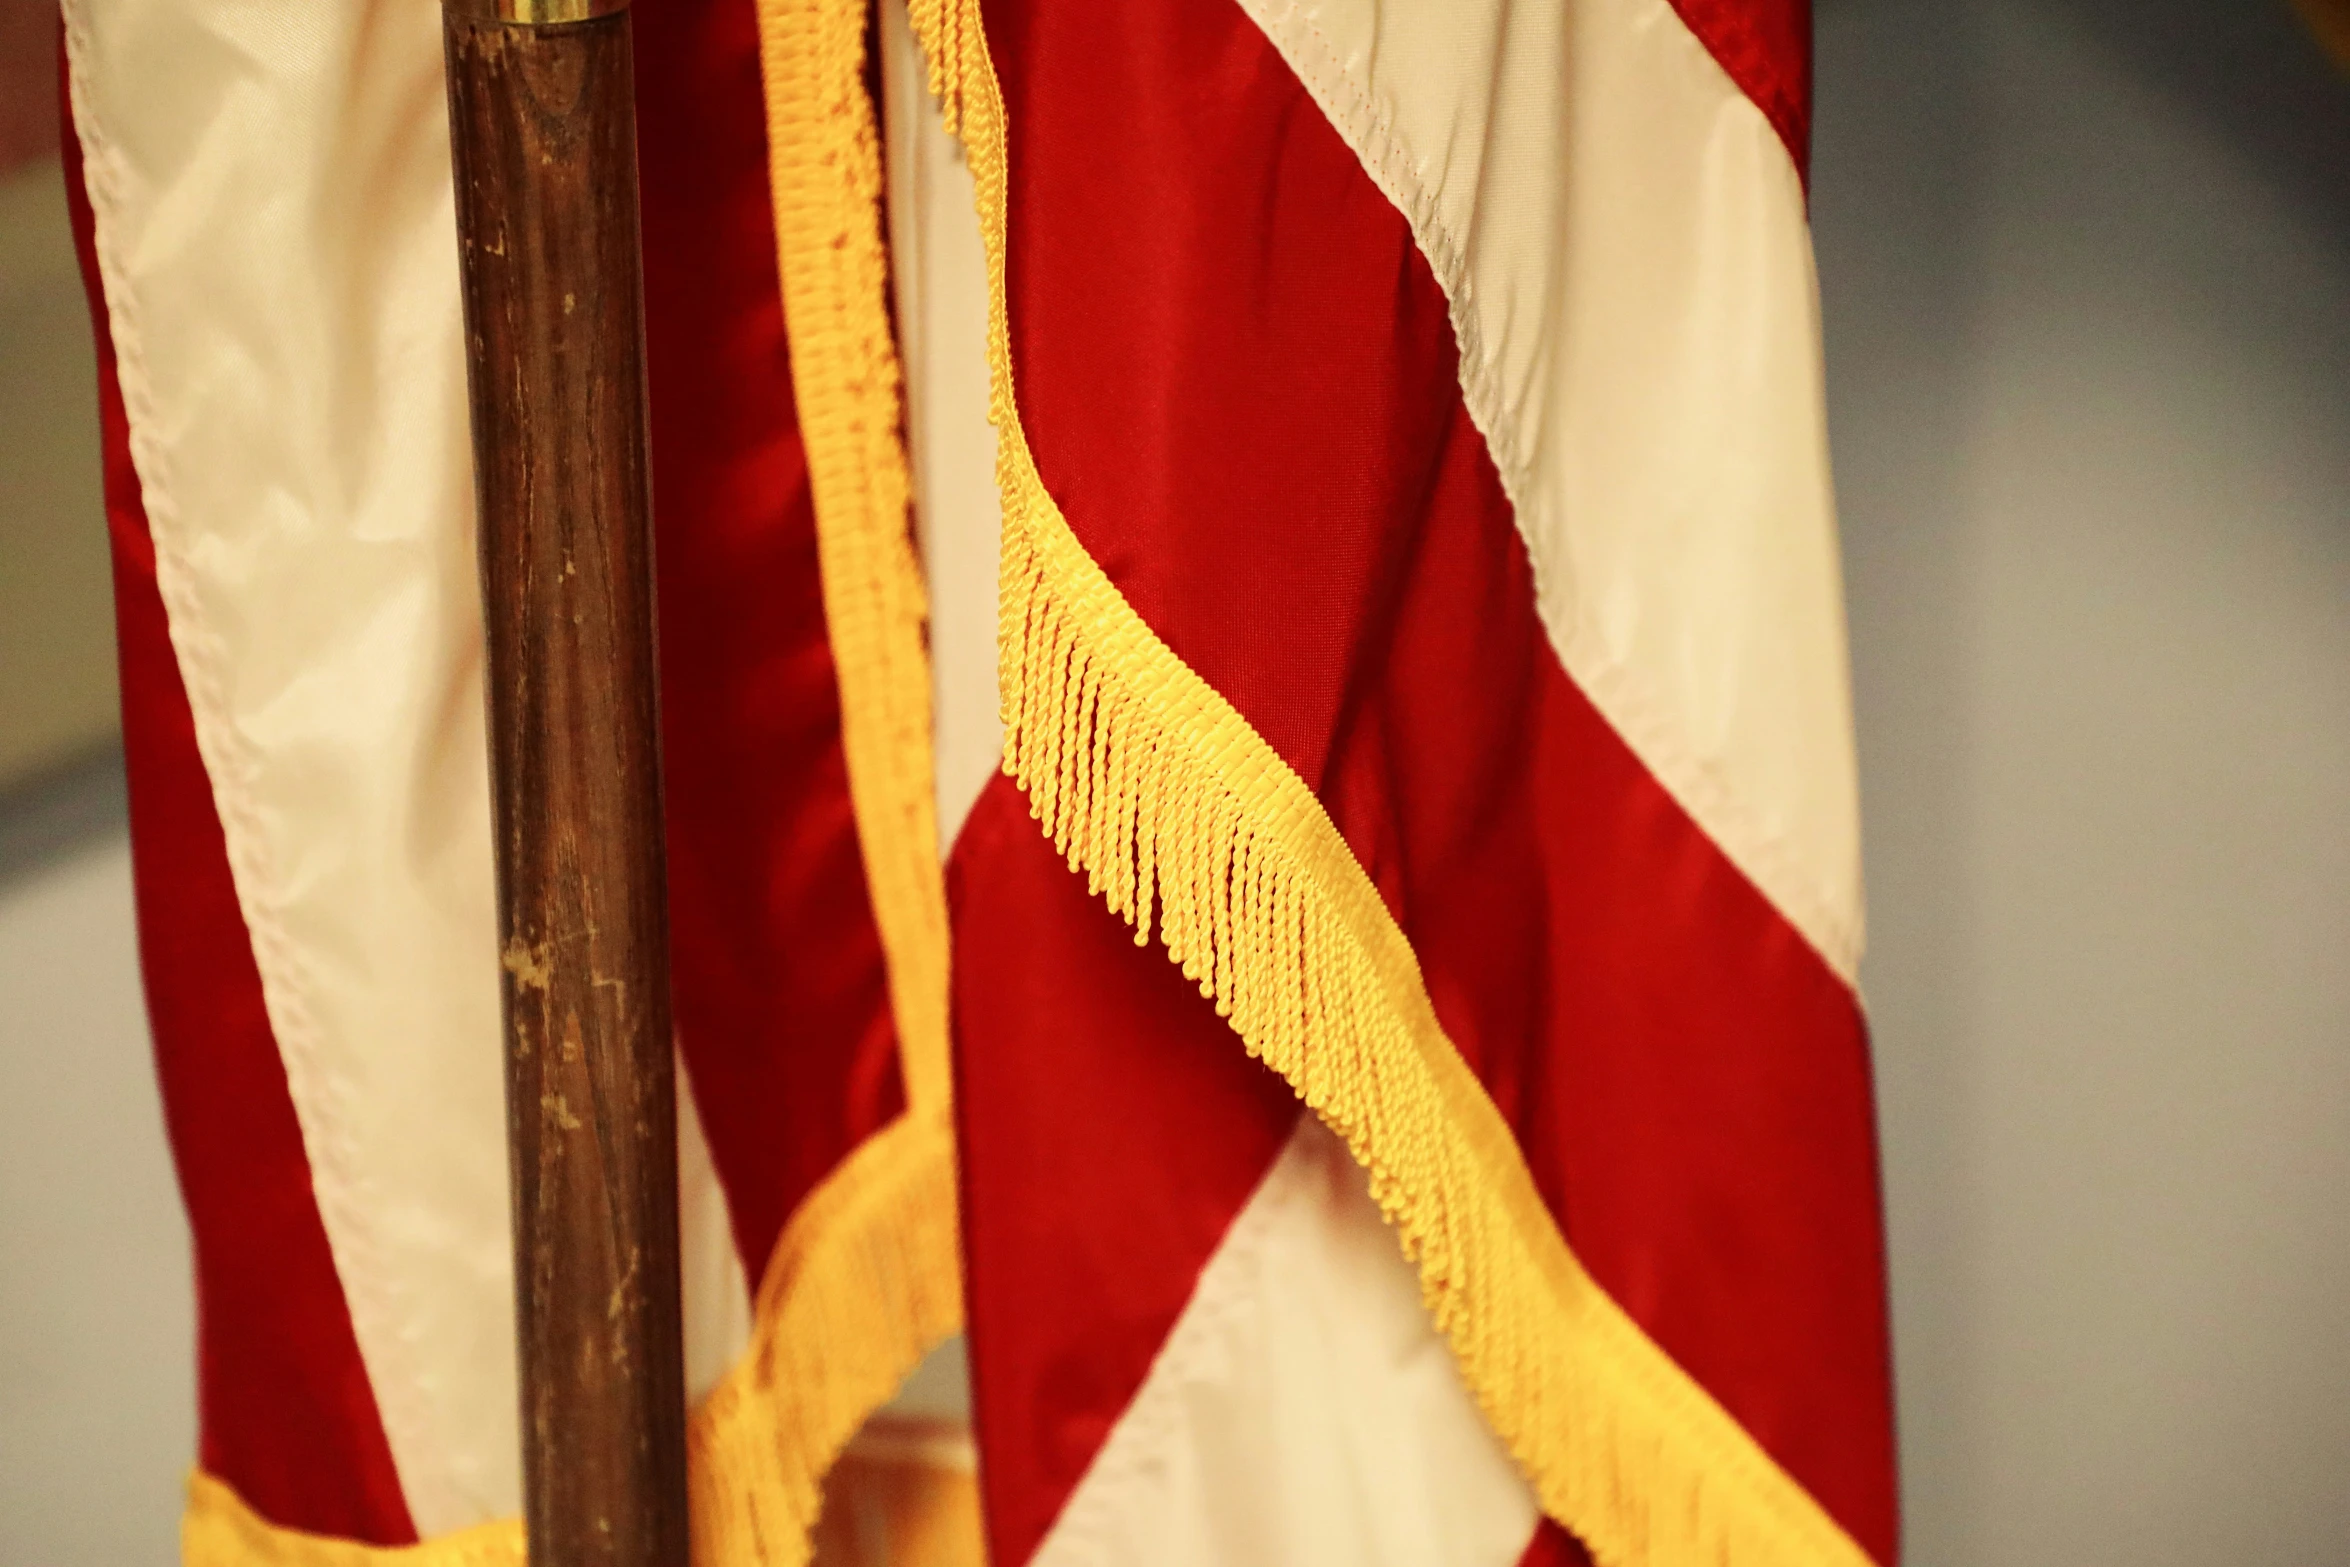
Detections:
[443, 12, 690, 1565]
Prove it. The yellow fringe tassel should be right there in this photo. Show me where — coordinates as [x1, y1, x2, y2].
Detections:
[753, 0, 954, 1117]
[702, 0, 971, 1554]
[689, 1109, 964, 1567]
[900, 4, 1877, 1566]
[183, 1473, 521, 1567]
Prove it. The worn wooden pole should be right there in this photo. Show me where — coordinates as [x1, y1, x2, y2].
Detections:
[441, 3, 690, 1564]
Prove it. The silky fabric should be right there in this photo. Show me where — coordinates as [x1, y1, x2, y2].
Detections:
[974, 0, 1897, 1556]
[950, 778, 1302, 1567]
[64, 0, 525, 1520]
[68, 118, 418, 1548]
[1663, 0, 1813, 173]
[1236, 0, 1861, 978]
[1028, 1114, 1539, 1567]
[637, 0, 908, 1292]
[64, 0, 899, 1529]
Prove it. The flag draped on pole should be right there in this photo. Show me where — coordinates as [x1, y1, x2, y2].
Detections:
[894, 0, 1896, 1562]
[67, 0, 962, 1559]
[65, 0, 1893, 1560]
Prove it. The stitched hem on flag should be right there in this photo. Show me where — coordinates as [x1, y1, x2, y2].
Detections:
[181, 1106, 963, 1567]
[900, 1, 1878, 1564]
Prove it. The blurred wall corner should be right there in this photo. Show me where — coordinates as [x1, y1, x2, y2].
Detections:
[2, 0, 119, 797]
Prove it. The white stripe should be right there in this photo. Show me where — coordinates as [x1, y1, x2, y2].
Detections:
[1236, 0, 1865, 979]
[679, 1063, 756, 1419]
[62, 2, 745, 1529]
[1037, 1114, 1540, 1567]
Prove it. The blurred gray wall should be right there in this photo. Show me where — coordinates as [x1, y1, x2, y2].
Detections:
[3, 10, 197, 1555]
[0, 155, 115, 793]
[1, 3, 2347, 1564]
[1819, 1, 2350, 1560]
[0, 768, 192, 1567]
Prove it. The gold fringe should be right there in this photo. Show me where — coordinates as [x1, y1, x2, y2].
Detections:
[183, 1110, 963, 1567]
[183, 1473, 521, 1567]
[754, 0, 953, 1115]
[711, 0, 970, 1554]
[901, 4, 1877, 1565]
[690, 1108, 964, 1567]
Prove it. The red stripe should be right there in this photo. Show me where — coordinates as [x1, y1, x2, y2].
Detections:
[65, 91, 418, 1546]
[1520, 1519, 1597, 1567]
[967, 0, 1897, 1558]
[1665, 0, 1813, 180]
[634, 0, 905, 1278]
[950, 777, 1302, 1567]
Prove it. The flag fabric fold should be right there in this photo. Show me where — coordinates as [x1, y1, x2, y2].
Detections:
[901, 0, 1897, 1561]
[67, 0, 962, 1560]
[64, 0, 1893, 1561]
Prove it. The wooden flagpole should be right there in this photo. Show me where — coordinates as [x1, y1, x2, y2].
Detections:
[441, 3, 691, 1563]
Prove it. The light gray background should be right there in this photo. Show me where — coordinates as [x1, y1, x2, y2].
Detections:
[3, 2, 2346, 1562]
[1818, 0, 2350, 1557]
